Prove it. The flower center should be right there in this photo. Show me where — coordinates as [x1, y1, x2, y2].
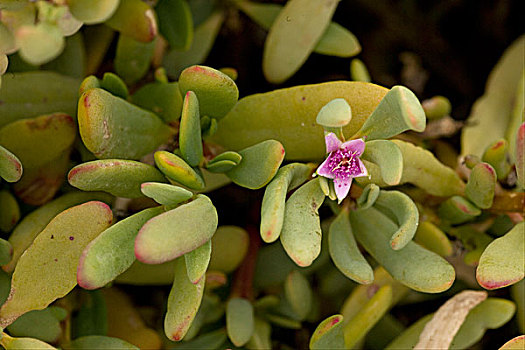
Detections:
[327, 149, 361, 179]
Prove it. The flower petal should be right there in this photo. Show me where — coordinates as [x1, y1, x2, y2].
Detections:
[341, 138, 365, 156]
[316, 156, 336, 179]
[333, 176, 352, 203]
[354, 159, 368, 177]
[325, 133, 342, 153]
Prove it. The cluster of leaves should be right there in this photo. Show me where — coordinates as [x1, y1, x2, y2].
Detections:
[0, 0, 523, 349]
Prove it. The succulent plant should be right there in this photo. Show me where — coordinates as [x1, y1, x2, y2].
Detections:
[0, 0, 522, 349]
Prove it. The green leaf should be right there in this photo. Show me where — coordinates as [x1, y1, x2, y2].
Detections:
[280, 178, 325, 267]
[67, 0, 120, 24]
[184, 240, 211, 284]
[329, 208, 373, 284]
[211, 81, 388, 161]
[164, 11, 225, 79]
[0, 238, 12, 266]
[350, 58, 371, 82]
[0, 270, 11, 306]
[71, 290, 107, 338]
[0, 201, 113, 327]
[465, 162, 496, 209]
[0, 333, 56, 349]
[349, 207, 455, 293]
[208, 226, 249, 273]
[316, 98, 352, 128]
[154, 151, 205, 190]
[284, 271, 312, 321]
[500, 336, 525, 350]
[310, 314, 345, 349]
[438, 196, 481, 225]
[179, 91, 203, 167]
[0, 113, 75, 169]
[77, 206, 164, 290]
[481, 139, 512, 180]
[0, 190, 20, 232]
[115, 260, 175, 285]
[373, 190, 419, 250]
[413, 221, 453, 257]
[140, 182, 193, 206]
[510, 280, 524, 333]
[262, 0, 339, 83]
[132, 82, 183, 123]
[178, 65, 239, 120]
[449, 225, 492, 266]
[476, 222, 524, 290]
[16, 23, 65, 65]
[356, 183, 379, 209]
[0, 145, 22, 183]
[246, 317, 272, 350]
[114, 34, 156, 85]
[135, 195, 217, 264]
[355, 86, 426, 140]
[106, 0, 157, 43]
[516, 123, 525, 189]
[164, 257, 205, 341]
[226, 298, 254, 347]
[422, 95, 452, 120]
[170, 329, 227, 350]
[156, 0, 193, 50]
[6, 307, 63, 343]
[42, 32, 86, 79]
[68, 159, 166, 198]
[361, 140, 403, 186]
[205, 160, 236, 173]
[78, 88, 172, 159]
[65, 335, 139, 350]
[0, 23, 16, 55]
[226, 140, 285, 189]
[100, 72, 128, 99]
[78, 75, 100, 96]
[260, 163, 315, 243]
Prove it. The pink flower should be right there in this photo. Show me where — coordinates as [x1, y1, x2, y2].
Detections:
[316, 133, 368, 202]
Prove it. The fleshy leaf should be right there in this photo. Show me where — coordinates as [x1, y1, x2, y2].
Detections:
[247, 317, 272, 350]
[349, 207, 455, 293]
[361, 140, 403, 186]
[132, 82, 183, 123]
[205, 159, 237, 173]
[115, 260, 175, 285]
[284, 271, 312, 321]
[0, 145, 22, 183]
[476, 222, 524, 290]
[71, 290, 107, 338]
[211, 81, 388, 161]
[481, 139, 512, 180]
[0, 201, 113, 327]
[449, 225, 493, 266]
[373, 190, 419, 250]
[422, 96, 452, 120]
[184, 240, 211, 284]
[6, 307, 64, 343]
[350, 58, 371, 82]
[68, 159, 166, 198]
[310, 315, 345, 350]
[500, 336, 525, 350]
[164, 257, 205, 341]
[438, 196, 481, 225]
[413, 221, 453, 257]
[226, 140, 285, 189]
[262, 0, 339, 83]
[41, 33, 85, 79]
[16, 23, 65, 65]
[154, 151, 205, 190]
[516, 123, 525, 188]
[356, 183, 380, 209]
[0, 239, 12, 266]
[140, 182, 193, 206]
[178, 65, 239, 120]
[329, 207, 373, 284]
[77, 206, 164, 290]
[355, 86, 426, 140]
[78, 75, 100, 96]
[280, 178, 325, 267]
[260, 163, 315, 243]
[0, 190, 20, 232]
[226, 298, 254, 347]
[156, 0, 193, 50]
[465, 162, 496, 209]
[65, 336, 139, 350]
[316, 98, 352, 128]
[105, 0, 157, 43]
[100, 72, 128, 99]
[208, 226, 249, 273]
[179, 91, 203, 167]
[67, 0, 120, 24]
[0, 333, 56, 350]
[114, 34, 156, 85]
[135, 195, 218, 264]
[78, 88, 172, 159]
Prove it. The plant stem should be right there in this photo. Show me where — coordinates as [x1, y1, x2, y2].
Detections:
[230, 225, 261, 300]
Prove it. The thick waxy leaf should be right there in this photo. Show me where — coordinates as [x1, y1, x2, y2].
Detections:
[115, 260, 175, 285]
[7, 307, 64, 343]
[132, 82, 183, 123]
[449, 225, 492, 266]
[0, 334, 56, 349]
[114, 34, 156, 85]
[67, 0, 120, 24]
[329, 208, 373, 284]
[170, 329, 226, 349]
[260, 163, 314, 243]
[165, 258, 205, 341]
[438, 196, 481, 225]
[4, 191, 112, 273]
[422, 95, 452, 120]
[284, 271, 312, 320]
[310, 314, 345, 349]
[477, 222, 524, 290]
[237, 1, 360, 58]
[16, 23, 65, 65]
[154, 151, 205, 190]
[100, 72, 128, 99]
[135, 195, 217, 264]
[208, 226, 249, 273]
[316, 98, 352, 128]
[350, 207, 455, 293]
[262, 0, 339, 83]
[350, 58, 371, 82]
[179, 91, 203, 167]
[413, 221, 453, 257]
[78, 88, 172, 159]
[41, 32, 85, 79]
[516, 123, 525, 188]
[68, 159, 166, 198]
[373, 190, 419, 250]
[141, 182, 193, 206]
[386, 298, 516, 349]
[65, 336, 139, 349]
[500, 336, 525, 350]
[156, 0, 193, 50]
[106, 0, 157, 43]
[465, 162, 496, 209]
[0, 239, 12, 266]
[211, 81, 388, 161]
[0, 71, 79, 128]
[184, 240, 211, 284]
[164, 11, 225, 79]
[226, 298, 254, 347]
[0, 190, 20, 232]
[0, 113, 75, 169]
[209, 151, 242, 165]
[246, 317, 272, 350]
[461, 35, 524, 158]
[481, 139, 512, 180]
[0, 24, 16, 55]
[0, 201, 113, 327]
[361, 140, 403, 186]
[77, 206, 164, 290]
[226, 140, 285, 189]
[280, 178, 325, 267]
[178, 65, 239, 120]
[71, 290, 107, 338]
[78, 75, 100, 96]
[205, 160, 236, 173]
[355, 86, 426, 140]
[0, 145, 22, 183]
[356, 183, 380, 209]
